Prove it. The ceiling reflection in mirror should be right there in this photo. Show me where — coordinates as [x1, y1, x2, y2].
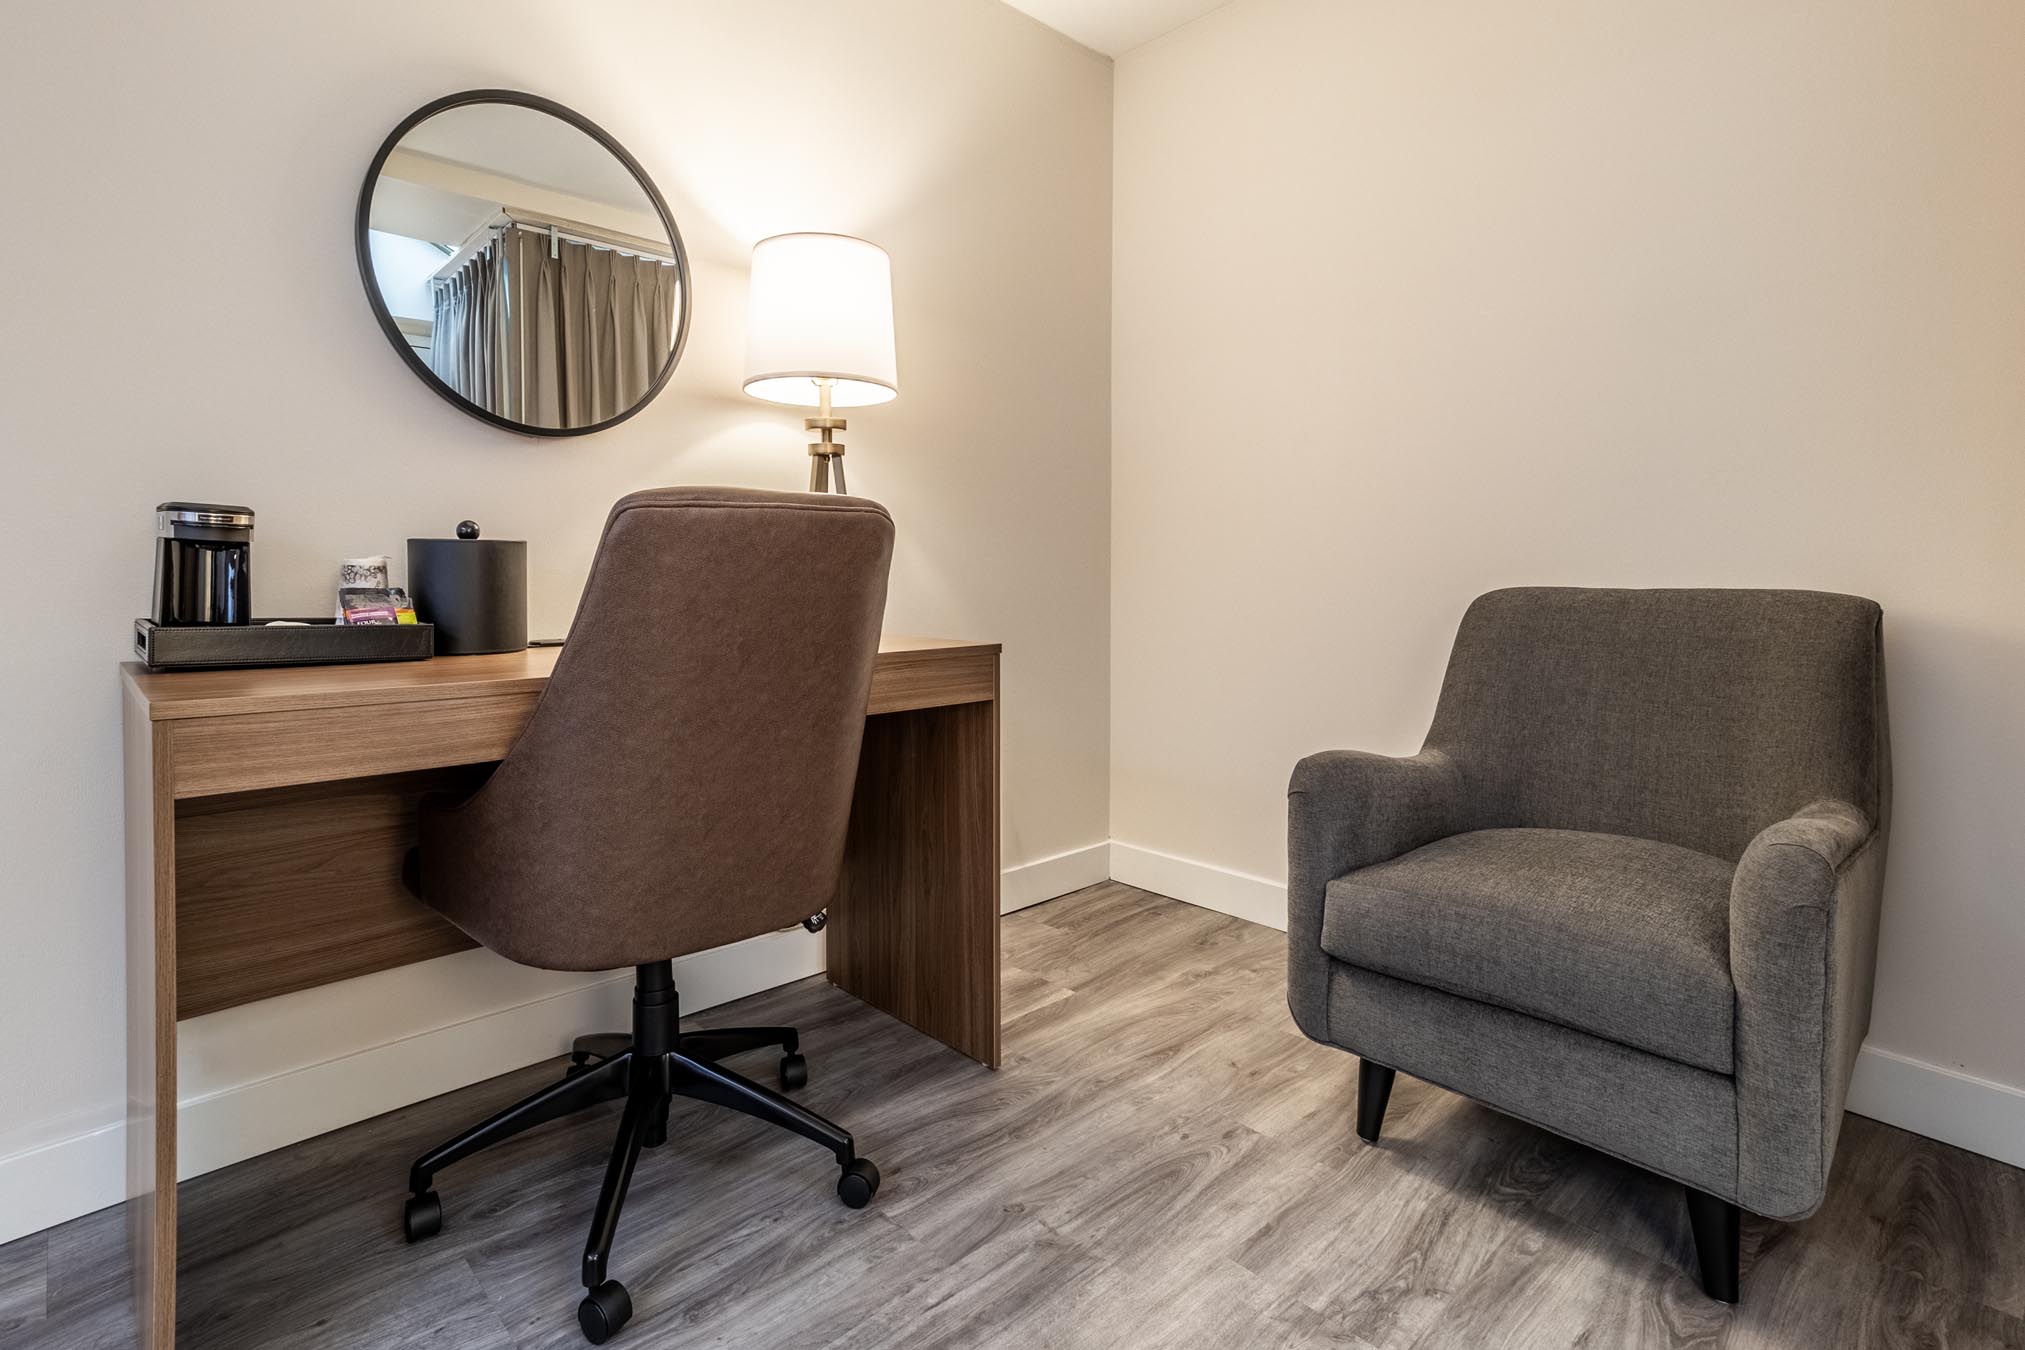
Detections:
[359, 95, 688, 435]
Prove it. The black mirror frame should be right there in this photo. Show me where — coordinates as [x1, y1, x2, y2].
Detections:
[354, 89, 693, 439]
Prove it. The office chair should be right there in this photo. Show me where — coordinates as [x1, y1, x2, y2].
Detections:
[398, 487, 895, 1343]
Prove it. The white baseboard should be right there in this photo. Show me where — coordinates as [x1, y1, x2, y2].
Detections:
[1108, 840, 1288, 930]
[1847, 1045, 2025, 1169]
[0, 1115, 127, 1250]
[10, 841, 2016, 1247]
[0, 852, 1107, 1246]
[1002, 842, 1111, 913]
[1105, 840, 2025, 1172]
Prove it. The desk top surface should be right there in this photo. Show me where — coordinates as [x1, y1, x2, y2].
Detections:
[122, 634, 998, 721]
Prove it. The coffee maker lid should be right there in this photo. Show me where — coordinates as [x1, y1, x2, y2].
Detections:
[157, 502, 254, 531]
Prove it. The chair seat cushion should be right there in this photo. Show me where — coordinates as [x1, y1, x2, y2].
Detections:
[1321, 828, 1737, 1073]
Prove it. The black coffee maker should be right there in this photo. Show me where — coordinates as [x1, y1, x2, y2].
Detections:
[153, 502, 254, 625]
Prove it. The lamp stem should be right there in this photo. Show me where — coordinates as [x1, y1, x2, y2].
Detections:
[807, 377, 847, 494]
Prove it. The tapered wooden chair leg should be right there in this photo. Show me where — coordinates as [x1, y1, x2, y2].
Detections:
[1684, 1186, 1741, 1303]
[1355, 1060, 1396, 1144]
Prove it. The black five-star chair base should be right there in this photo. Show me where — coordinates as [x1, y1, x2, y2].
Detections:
[399, 962, 879, 1343]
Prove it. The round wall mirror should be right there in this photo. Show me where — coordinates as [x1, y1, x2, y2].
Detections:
[355, 90, 690, 437]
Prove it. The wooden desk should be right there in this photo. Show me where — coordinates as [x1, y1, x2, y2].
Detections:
[121, 636, 1000, 1350]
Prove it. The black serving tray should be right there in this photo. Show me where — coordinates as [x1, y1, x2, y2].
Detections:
[135, 617, 435, 671]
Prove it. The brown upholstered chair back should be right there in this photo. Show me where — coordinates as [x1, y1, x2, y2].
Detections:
[416, 487, 895, 971]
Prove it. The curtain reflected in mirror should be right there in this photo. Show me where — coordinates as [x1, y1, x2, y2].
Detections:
[357, 93, 689, 436]
[430, 220, 678, 427]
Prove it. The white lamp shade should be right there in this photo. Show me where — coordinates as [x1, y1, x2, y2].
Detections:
[743, 233, 898, 408]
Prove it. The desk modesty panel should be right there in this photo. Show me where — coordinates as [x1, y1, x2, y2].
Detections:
[121, 637, 1001, 1350]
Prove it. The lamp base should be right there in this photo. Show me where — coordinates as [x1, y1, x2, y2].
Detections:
[809, 450, 846, 494]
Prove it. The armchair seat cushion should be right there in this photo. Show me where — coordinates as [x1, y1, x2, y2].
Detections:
[1320, 828, 1737, 1074]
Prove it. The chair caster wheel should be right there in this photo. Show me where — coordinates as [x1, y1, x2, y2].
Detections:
[779, 1052, 808, 1091]
[838, 1157, 880, 1209]
[402, 1190, 442, 1242]
[578, 1279, 633, 1344]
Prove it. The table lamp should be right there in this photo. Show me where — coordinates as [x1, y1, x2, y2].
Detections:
[743, 233, 898, 493]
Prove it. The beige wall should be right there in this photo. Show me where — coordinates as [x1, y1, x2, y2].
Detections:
[1113, 0, 2025, 1105]
[7, 0, 2023, 1240]
[0, 0, 1109, 1229]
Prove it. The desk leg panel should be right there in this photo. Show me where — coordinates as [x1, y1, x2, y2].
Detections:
[123, 687, 177, 1349]
[829, 692, 1000, 1067]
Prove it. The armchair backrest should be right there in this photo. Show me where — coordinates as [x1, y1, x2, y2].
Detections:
[1425, 588, 1888, 861]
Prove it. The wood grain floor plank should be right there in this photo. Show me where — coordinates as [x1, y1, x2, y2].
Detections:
[1534, 1132, 1705, 1276]
[1871, 1130, 2025, 1318]
[1017, 1248, 1325, 1350]
[815, 1213, 1106, 1350]
[0, 1232, 47, 1336]
[1410, 1208, 1727, 1350]
[999, 961, 1077, 1026]
[1723, 1235, 2025, 1350]
[41, 1202, 131, 1318]
[2, 1303, 135, 1350]
[3, 883, 2020, 1350]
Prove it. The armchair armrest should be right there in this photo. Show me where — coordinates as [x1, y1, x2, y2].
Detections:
[1731, 799, 1887, 1219]
[1286, 749, 1467, 1041]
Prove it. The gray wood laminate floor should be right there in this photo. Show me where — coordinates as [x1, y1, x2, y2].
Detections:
[7, 883, 2022, 1349]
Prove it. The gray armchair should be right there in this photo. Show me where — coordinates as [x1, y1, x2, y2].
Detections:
[1288, 587, 1889, 1302]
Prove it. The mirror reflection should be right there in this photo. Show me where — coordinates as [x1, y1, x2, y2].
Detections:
[360, 97, 687, 434]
